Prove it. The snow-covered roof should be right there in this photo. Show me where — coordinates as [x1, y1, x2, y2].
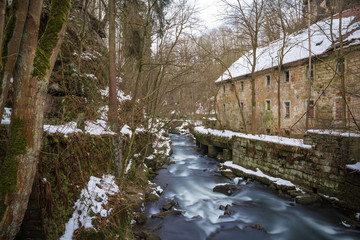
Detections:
[216, 7, 360, 83]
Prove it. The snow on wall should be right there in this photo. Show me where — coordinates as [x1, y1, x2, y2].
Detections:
[194, 126, 312, 149]
[222, 161, 295, 187]
[307, 129, 360, 138]
[216, 11, 360, 83]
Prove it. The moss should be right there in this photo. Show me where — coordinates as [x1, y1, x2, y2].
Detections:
[0, 118, 27, 217]
[77, 229, 105, 240]
[0, 0, 17, 71]
[32, 0, 71, 80]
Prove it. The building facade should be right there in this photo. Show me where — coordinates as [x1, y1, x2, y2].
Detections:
[215, 8, 360, 136]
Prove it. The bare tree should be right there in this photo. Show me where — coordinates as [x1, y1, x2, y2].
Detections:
[0, 1, 29, 122]
[108, 0, 117, 127]
[222, 0, 265, 134]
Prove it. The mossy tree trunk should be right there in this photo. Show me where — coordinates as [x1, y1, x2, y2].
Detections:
[0, 0, 29, 121]
[0, 1, 71, 239]
[0, 0, 6, 61]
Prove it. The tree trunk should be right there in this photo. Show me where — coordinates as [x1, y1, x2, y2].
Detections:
[0, 0, 29, 122]
[0, 1, 70, 239]
[108, 0, 123, 177]
[108, 0, 117, 126]
[0, 0, 6, 60]
[306, 0, 312, 131]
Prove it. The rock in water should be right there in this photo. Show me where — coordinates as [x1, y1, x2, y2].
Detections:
[151, 210, 182, 219]
[213, 184, 239, 196]
[162, 200, 177, 211]
[250, 224, 267, 232]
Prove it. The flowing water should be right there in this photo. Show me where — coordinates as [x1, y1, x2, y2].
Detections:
[143, 134, 360, 240]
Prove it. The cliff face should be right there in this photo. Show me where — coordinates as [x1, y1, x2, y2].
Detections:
[44, 4, 108, 123]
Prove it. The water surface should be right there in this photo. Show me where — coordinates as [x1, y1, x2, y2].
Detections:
[144, 134, 360, 240]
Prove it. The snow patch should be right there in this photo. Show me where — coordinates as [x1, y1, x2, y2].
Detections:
[43, 120, 116, 137]
[307, 129, 360, 138]
[125, 159, 132, 174]
[195, 126, 312, 149]
[223, 161, 295, 187]
[1, 107, 11, 125]
[346, 162, 360, 171]
[100, 87, 131, 102]
[60, 174, 119, 240]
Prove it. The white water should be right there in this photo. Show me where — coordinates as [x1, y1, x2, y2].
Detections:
[144, 134, 360, 240]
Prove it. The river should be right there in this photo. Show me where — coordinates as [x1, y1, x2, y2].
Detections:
[143, 134, 360, 240]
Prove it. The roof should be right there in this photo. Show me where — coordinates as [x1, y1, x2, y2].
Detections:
[216, 7, 360, 83]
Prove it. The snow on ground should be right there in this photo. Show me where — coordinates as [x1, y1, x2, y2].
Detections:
[42, 86, 133, 137]
[99, 87, 131, 102]
[307, 129, 360, 138]
[72, 51, 99, 61]
[222, 161, 295, 187]
[346, 162, 360, 171]
[44, 120, 114, 136]
[176, 121, 191, 135]
[148, 180, 163, 198]
[194, 126, 312, 149]
[1, 107, 11, 125]
[147, 119, 172, 157]
[125, 159, 132, 174]
[43, 120, 136, 137]
[175, 119, 203, 135]
[60, 174, 119, 240]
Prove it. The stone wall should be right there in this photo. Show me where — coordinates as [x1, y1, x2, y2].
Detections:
[194, 129, 360, 211]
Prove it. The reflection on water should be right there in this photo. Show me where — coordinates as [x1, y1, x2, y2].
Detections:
[143, 134, 360, 240]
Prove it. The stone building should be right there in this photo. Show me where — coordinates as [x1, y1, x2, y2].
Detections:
[215, 7, 360, 136]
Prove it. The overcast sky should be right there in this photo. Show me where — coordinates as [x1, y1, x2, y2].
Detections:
[190, 0, 225, 31]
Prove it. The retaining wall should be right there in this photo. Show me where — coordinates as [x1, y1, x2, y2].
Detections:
[193, 129, 360, 211]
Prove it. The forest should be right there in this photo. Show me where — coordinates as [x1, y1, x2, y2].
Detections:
[0, 0, 360, 239]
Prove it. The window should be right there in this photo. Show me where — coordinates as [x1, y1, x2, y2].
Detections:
[223, 85, 226, 94]
[334, 98, 344, 120]
[306, 65, 313, 80]
[240, 81, 244, 91]
[265, 99, 271, 111]
[306, 99, 315, 118]
[231, 84, 235, 92]
[336, 58, 345, 74]
[266, 75, 271, 87]
[284, 101, 291, 118]
[240, 102, 244, 110]
[284, 70, 290, 83]
[223, 103, 226, 112]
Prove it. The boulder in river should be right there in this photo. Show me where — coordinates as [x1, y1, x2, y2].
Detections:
[162, 200, 177, 211]
[295, 195, 319, 205]
[135, 230, 161, 240]
[250, 224, 267, 232]
[213, 184, 238, 196]
[151, 210, 183, 219]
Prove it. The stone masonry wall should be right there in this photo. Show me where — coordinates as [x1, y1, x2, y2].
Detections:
[216, 45, 360, 135]
[194, 129, 360, 211]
